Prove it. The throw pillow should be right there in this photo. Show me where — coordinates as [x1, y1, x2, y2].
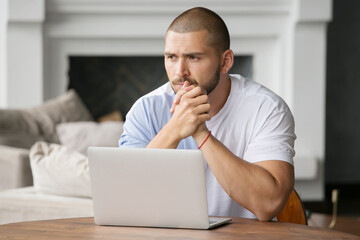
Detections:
[56, 121, 124, 155]
[97, 110, 124, 122]
[0, 89, 93, 149]
[28, 89, 94, 144]
[29, 141, 91, 198]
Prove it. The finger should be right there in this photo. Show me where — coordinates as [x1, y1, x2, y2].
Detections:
[178, 81, 190, 94]
[183, 86, 207, 99]
[172, 89, 184, 105]
[196, 113, 212, 123]
[194, 103, 211, 115]
[170, 82, 194, 113]
[171, 81, 188, 109]
[173, 93, 209, 114]
[184, 85, 194, 92]
[188, 93, 209, 107]
[170, 92, 183, 113]
[175, 85, 195, 104]
[182, 80, 190, 88]
[173, 82, 192, 105]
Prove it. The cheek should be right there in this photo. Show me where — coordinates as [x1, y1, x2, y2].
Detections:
[165, 60, 176, 72]
[196, 63, 215, 77]
[164, 61, 173, 77]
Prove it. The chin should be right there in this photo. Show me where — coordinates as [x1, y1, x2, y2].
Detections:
[170, 84, 180, 94]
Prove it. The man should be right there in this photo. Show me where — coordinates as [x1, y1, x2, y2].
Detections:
[119, 7, 296, 221]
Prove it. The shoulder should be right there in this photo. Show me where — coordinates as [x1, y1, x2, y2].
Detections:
[119, 83, 174, 147]
[144, 82, 174, 99]
[137, 82, 174, 105]
[228, 76, 295, 164]
[229, 74, 291, 113]
[127, 82, 174, 117]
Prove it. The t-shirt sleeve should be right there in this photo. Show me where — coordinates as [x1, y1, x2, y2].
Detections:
[118, 100, 152, 148]
[243, 100, 296, 165]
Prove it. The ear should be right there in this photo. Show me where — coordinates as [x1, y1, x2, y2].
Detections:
[220, 49, 234, 74]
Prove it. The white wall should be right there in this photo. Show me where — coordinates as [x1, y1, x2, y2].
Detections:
[0, 0, 7, 108]
[5, 0, 44, 108]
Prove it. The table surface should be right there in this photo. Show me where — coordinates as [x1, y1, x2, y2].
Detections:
[0, 217, 359, 240]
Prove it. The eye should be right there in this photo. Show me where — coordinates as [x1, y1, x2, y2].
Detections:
[189, 55, 199, 61]
[166, 55, 176, 61]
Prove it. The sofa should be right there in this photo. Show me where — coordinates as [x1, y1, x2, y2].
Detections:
[0, 90, 124, 224]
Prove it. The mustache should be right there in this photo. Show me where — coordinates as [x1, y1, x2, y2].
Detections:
[172, 77, 198, 86]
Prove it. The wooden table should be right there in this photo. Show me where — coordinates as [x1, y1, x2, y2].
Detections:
[0, 217, 359, 239]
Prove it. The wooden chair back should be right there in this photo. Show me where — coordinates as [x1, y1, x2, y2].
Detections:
[276, 189, 308, 225]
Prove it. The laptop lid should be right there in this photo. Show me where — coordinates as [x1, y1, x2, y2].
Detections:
[88, 147, 231, 229]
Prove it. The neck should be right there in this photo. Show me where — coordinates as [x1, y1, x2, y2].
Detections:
[208, 73, 231, 117]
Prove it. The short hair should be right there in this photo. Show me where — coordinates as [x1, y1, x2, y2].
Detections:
[167, 7, 230, 53]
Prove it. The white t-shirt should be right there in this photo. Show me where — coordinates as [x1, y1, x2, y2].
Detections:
[119, 74, 296, 219]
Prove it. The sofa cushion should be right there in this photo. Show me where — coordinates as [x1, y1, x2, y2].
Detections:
[0, 187, 93, 225]
[0, 110, 45, 149]
[56, 121, 124, 155]
[0, 89, 93, 149]
[29, 142, 91, 198]
[0, 145, 32, 191]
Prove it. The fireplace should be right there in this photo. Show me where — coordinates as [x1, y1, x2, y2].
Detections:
[68, 56, 252, 119]
[3, 0, 332, 200]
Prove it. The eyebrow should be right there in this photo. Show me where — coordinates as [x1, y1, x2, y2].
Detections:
[164, 52, 206, 56]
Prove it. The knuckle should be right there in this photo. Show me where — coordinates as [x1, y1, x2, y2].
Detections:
[183, 101, 191, 108]
[195, 86, 202, 93]
[189, 115, 197, 123]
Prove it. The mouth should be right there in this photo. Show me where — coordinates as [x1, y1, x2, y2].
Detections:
[171, 81, 185, 90]
[172, 84, 183, 93]
[171, 78, 198, 92]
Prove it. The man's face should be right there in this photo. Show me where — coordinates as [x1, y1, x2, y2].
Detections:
[164, 30, 221, 94]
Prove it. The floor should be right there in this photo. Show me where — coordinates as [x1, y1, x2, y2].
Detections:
[308, 213, 360, 236]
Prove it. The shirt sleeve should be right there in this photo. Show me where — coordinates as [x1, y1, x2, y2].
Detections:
[118, 99, 152, 148]
[243, 100, 296, 165]
[118, 93, 173, 149]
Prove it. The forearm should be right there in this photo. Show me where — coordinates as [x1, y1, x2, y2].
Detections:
[146, 122, 180, 149]
[194, 133, 294, 221]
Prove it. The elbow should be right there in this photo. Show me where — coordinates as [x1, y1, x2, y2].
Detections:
[254, 198, 285, 222]
[253, 184, 294, 222]
[256, 211, 275, 222]
[228, 189, 284, 222]
[256, 212, 275, 222]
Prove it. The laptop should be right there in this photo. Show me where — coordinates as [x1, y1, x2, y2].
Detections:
[88, 147, 232, 229]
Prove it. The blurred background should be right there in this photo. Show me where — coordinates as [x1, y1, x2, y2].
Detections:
[314, 0, 360, 217]
[0, 0, 359, 234]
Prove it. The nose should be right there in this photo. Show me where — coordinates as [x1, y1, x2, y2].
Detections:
[175, 58, 189, 77]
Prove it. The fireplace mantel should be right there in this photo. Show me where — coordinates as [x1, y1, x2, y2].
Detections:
[2, 0, 332, 200]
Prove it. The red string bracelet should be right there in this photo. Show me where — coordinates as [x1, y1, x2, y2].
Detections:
[198, 131, 211, 149]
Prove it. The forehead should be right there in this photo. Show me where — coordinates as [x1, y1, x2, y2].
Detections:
[164, 30, 214, 53]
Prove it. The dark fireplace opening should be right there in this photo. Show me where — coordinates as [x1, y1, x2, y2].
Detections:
[68, 56, 252, 120]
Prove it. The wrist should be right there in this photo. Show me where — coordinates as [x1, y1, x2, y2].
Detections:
[196, 131, 212, 149]
[147, 122, 182, 149]
[193, 129, 211, 146]
[165, 123, 184, 146]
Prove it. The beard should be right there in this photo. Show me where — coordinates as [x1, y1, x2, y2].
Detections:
[170, 65, 221, 95]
